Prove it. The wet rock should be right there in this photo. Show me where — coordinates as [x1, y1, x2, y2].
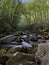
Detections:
[37, 35, 42, 39]
[35, 42, 49, 65]
[44, 35, 49, 40]
[42, 32, 48, 40]
[7, 45, 33, 55]
[27, 61, 34, 65]
[7, 45, 23, 54]
[28, 36, 37, 42]
[16, 37, 22, 43]
[37, 39, 46, 43]
[21, 35, 27, 39]
[0, 35, 16, 43]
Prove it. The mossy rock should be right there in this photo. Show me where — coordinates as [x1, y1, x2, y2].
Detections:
[6, 43, 38, 65]
[7, 46, 33, 54]
[0, 48, 7, 55]
[6, 52, 33, 65]
[7, 46, 24, 54]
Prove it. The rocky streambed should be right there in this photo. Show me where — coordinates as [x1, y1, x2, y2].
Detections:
[0, 43, 38, 65]
[0, 31, 49, 65]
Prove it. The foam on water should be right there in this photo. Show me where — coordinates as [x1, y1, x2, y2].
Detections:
[21, 41, 32, 48]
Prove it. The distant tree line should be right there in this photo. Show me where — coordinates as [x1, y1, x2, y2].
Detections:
[0, 0, 49, 34]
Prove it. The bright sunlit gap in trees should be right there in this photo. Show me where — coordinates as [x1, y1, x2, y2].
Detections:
[22, 0, 32, 2]
[0, 0, 49, 33]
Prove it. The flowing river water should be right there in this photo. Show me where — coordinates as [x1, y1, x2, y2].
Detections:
[0, 34, 46, 48]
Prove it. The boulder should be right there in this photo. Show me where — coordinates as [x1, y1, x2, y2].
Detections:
[35, 41, 49, 65]
[7, 45, 23, 54]
[7, 45, 33, 55]
[0, 35, 16, 43]
[6, 44, 38, 65]
[27, 61, 34, 65]
[6, 52, 33, 65]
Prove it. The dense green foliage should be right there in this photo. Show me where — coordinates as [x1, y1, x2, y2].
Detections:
[0, 0, 49, 34]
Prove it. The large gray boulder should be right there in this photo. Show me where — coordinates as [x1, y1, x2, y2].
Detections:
[35, 41, 49, 65]
[0, 35, 16, 43]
